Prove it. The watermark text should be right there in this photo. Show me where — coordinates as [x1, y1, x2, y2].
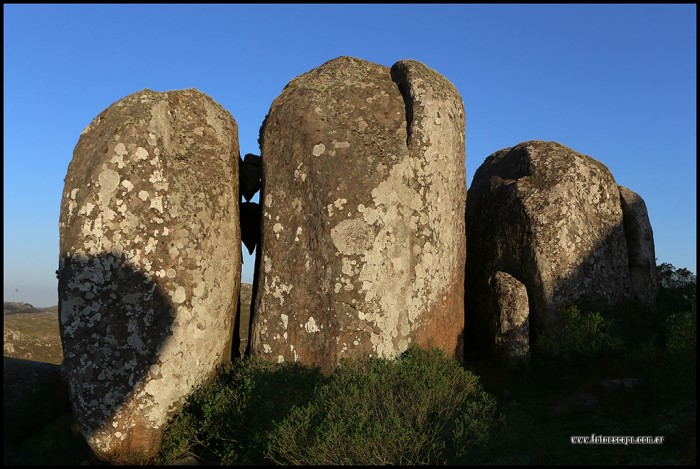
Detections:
[571, 434, 664, 445]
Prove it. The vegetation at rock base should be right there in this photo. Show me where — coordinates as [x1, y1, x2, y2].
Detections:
[265, 347, 498, 465]
[158, 263, 695, 465]
[531, 302, 624, 366]
[157, 347, 498, 465]
[3, 266, 695, 465]
[461, 262, 696, 465]
[157, 356, 326, 465]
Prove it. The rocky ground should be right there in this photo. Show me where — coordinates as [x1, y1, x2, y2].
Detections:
[4, 305, 62, 365]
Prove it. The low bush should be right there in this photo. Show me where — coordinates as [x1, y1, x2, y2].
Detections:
[159, 348, 498, 465]
[155, 263, 695, 465]
[532, 302, 623, 368]
[266, 347, 499, 465]
[666, 310, 697, 355]
[157, 356, 325, 464]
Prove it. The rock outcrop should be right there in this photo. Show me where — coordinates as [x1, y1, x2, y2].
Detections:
[58, 89, 240, 462]
[618, 186, 658, 305]
[250, 56, 466, 373]
[466, 141, 642, 356]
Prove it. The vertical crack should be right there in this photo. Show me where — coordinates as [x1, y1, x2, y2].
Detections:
[390, 65, 413, 149]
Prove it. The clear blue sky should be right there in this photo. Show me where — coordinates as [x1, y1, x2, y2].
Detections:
[3, 4, 696, 307]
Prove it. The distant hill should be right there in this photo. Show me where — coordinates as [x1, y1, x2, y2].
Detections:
[4, 302, 39, 315]
[4, 302, 58, 316]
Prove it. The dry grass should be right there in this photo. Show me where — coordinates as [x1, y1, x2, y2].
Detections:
[4, 309, 63, 365]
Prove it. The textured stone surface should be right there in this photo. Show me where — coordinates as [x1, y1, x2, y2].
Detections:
[251, 56, 466, 373]
[58, 88, 240, 462]
[466, 141, 633, 354]
[490, 271, 529, 358]
[618, 186, 658, 305]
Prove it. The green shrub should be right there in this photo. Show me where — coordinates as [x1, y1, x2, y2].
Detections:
[533, 302, 623, 367]
[266, 347, 499, 465]
[656, 263, 697, 319]
[157, 356, 325, 464]
[666, 311, 697, 355]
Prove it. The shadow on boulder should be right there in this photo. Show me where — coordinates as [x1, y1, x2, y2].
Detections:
[464, 141, 657, 360]
[58, 252, 176, 462]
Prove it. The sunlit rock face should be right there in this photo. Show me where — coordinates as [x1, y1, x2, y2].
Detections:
[251, 56, 467, 374]
[465, 141, 641, 356]
[58, 88, 240, 462]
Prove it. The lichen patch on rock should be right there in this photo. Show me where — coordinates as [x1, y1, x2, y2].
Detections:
[465, 141, 653, 357]
[58, 88, 241, 463]
[251, 57, 466, 374]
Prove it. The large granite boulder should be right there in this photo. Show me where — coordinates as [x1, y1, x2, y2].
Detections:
[58, 88, 240, 462]
[618, 186, 658, 305]
[465, 141, 636, 356]
[250, 56, 466, 373]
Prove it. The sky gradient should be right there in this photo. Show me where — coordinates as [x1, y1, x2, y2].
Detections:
[3, 4, 696, 307]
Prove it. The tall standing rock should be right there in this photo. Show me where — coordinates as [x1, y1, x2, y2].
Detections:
[58, 89, 240, 462]
[618, 185, 658, 305]
[466, 141, 633, 355]
[251, 57, 466, 373]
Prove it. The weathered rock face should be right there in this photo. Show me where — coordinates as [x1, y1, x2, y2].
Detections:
[58, 89, 240, 462]
[490, 271, 529, 358]
[618, 186, 658, 305]
[466, 141, 633, 355]
[251, 56, 466, 373]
